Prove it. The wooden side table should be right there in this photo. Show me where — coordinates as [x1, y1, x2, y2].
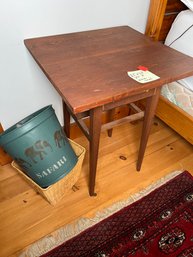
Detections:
[24, 26, 193, 196]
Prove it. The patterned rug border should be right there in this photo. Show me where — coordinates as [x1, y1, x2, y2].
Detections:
[19, 170, 183, 257]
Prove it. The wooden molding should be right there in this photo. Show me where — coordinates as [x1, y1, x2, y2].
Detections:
[156, 96, 193, 144]
[145, 0, 187, 42]
[145, 0, 167, 41]
[0, 123, 12, 166]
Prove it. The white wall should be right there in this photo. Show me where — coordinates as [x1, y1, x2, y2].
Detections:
[0, 0, 150, 129]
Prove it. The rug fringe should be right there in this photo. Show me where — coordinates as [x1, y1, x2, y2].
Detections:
[19, 170, 183, 257]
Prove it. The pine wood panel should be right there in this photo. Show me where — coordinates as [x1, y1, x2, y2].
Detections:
[145, 0, 168, 41]
[156, 96, 193, 144]
[0, 118, 193, 257]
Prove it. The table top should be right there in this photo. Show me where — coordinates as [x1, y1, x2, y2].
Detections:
[24, 26, 193, 114]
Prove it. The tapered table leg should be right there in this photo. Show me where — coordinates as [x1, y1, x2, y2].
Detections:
[137, 88, 161, 171]
[63, 100, 70, 138]
[89, 107, 102, 196]
[107, 109, 115, 137]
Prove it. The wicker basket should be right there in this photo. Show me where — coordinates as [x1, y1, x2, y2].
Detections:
[11, 139, 85, 205]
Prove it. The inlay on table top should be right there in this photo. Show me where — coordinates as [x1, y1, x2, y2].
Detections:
[24, 26, 193, 114]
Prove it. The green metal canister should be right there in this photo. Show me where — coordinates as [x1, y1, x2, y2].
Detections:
[0, 105, 78, 188]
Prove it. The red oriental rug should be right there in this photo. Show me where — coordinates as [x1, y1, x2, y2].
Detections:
[38, 171, 193, 257]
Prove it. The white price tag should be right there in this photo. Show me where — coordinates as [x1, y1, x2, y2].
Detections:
[127, 70, 160, 84]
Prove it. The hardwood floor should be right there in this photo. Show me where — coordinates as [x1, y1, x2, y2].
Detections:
[0, 118, 193, 257]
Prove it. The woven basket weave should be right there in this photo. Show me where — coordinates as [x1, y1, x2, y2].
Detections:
[11, 139, 85, 205]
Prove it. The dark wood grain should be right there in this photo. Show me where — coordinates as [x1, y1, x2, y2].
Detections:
[158, 0, 187, 41]
[89, 107, 102, 196]
[145, 0, 187, 41]
[25, 26, 193, 114]
[166, 0, 187, 13]
[158, 14, 177, 41]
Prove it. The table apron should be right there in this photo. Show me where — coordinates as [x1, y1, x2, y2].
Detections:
[103, 88, 157, 111]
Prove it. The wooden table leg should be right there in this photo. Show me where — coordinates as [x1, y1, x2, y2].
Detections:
[89, 107, 102, 196]
[107, 109, 115, 137]
[137, 88, 161, 171]
[62, 100, 70, 138]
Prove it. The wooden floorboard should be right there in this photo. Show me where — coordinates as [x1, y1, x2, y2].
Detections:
[0, 118, 193, 257]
